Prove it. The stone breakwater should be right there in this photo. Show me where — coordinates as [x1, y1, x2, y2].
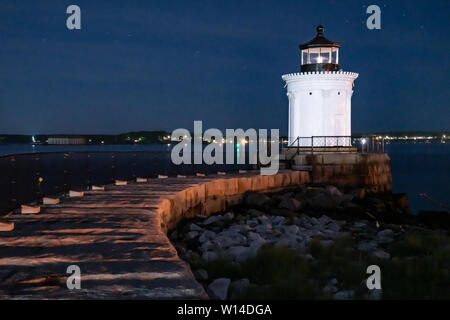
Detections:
[158, 171, 311, 233]
[170, 185, 450, 300]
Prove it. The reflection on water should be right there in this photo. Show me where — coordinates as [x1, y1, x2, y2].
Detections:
[0, 142, 448, 214]
[0, 144, 171, 156]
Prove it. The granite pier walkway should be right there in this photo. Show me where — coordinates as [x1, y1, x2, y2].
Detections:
[0, 174, 258, 299]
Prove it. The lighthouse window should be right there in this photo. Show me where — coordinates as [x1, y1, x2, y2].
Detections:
[309, 52, 319, 63]
[331, 48, 339, 64]
[302, 51, 308, 65]
[319, 52, 330, 63]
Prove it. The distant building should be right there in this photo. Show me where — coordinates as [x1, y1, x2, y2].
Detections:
[46, 137, 86, 145]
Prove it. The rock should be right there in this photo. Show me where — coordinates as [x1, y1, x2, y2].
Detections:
[201, 240, 216, 252]
[258, 215, 271, 225]
[326, 185, 343, 197]
[310, 217, 319, 225]
[246, 219, 259, 228]
[230, 278, 250, 293]
[374, 202, 386, 213]
[199, 230, 216, 243]
[185, 251, 201, 264]
[333, 290, 354, 300]
[255, 224, 272, 234]
[246, 192, 272, 208]
[368, 289, 383, 300]
[376, 229, 394, 244]
[231, 224, 252, 233]
[226, 246, 251, 262]
[269, 208, 291, 217]
[377, 229, 394, 238]
[272, 216, 286, 225]
[341, 194, 354, 203]
[279, 196, 303, 211]
[208, 278, 231, 300]
[186, 231, 199, 240]
[323, 284, 338, 294]
[327, 222, 341, 232]
[248, 209, 265, 217]
[248, 232, 265, 243]
[190, 223, 203, 231]
[349, 188, 366, 200]
[343, 201, 359, 209]
[194, 269, 208, 281]
[202, 251, 218, 262]
[370, 249, 390, 260]
[249, 239, 265, 256]
[223, 212, 234, 220]
[328, 278, 338, 286]
[203, 215, 222, 226]
[358, 241, 378, 252]
[393, 193, 409, 211]
[308, 192, 335, 210]
[284, 225, 299, 234]
[353, 221, 367, 229]
[318, 215, 331, 225]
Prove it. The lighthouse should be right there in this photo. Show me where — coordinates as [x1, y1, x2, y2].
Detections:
[282, 26, 358, 147]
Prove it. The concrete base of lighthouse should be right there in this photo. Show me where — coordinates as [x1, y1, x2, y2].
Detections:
[280, 150, 392, 194]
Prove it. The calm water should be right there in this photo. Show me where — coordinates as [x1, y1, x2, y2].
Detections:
[385, 142, 449, 214]
[0, 143, 448, 214]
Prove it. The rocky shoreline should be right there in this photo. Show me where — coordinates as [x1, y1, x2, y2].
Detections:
[170, 184, 450, 300]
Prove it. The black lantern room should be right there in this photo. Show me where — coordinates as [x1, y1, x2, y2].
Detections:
[300, 25, 340, 72]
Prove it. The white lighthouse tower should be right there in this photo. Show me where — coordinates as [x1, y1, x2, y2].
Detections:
[282, 26, 358, 147]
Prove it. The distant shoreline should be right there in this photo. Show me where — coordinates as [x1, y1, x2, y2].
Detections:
[0, 130, 449, 145]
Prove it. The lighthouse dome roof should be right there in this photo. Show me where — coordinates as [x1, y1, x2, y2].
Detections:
[300, 25, 341, 50]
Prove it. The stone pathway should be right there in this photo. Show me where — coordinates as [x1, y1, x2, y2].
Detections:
[0, 174, 259, 299]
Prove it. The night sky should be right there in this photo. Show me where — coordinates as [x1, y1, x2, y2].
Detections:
[0, 0, 449, 135]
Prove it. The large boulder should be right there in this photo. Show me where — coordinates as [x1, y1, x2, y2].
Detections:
[369, 249, 391, 260]
[203, 215, 223, 226]
[279, 195, 303, 211]
[230, 278, 250, 294]
[208, 278, 231, 300]
[246, 192, 272, 209]
[194, 269, 208, 281]
[333, 290, 354, 300]
[393, 193, 410, 211]
[326, 185, 343, 197]
[226, 246, 251, 262]
[307, 192, 337, 210]
[202, 251, 218, 262]
[248, 208, 265, 217]
[199, 230, 216, 243]
[349, 188, 366, 200]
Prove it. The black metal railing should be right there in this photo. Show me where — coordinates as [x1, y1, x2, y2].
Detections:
[286, 135, 385, 154]
[0, 150, 255, 215]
